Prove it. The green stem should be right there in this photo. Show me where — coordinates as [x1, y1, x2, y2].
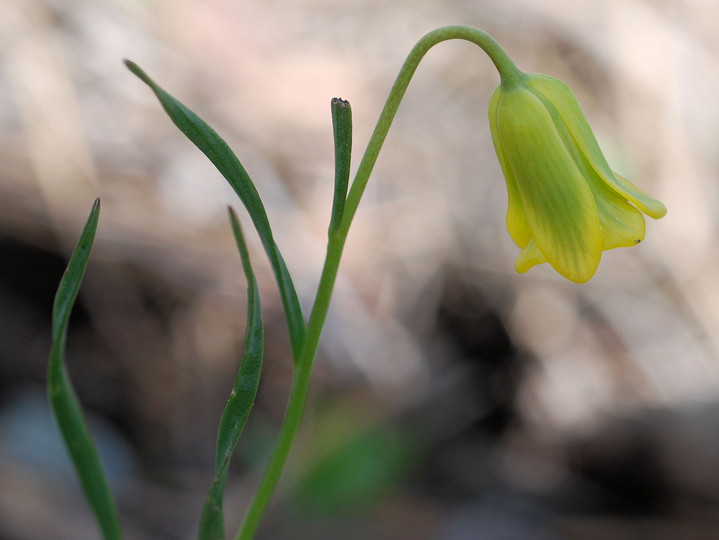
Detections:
[340, 25, 521, 238]
[235, 25, 518, 539]
[236, 242, 342, 540]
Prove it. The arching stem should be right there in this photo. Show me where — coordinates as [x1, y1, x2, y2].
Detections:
[236, 25, 520, 540]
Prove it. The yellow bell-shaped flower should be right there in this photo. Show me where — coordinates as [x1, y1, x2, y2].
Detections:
[489, 72, 667, 283]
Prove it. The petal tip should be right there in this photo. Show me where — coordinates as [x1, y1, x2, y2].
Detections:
[648, 201, 667, 220]
[563, 271, 595, 284]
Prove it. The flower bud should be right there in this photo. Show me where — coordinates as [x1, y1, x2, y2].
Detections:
[489, 73, 666, 283]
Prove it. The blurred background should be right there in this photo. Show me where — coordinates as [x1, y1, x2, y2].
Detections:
[0, 0, 717, 538]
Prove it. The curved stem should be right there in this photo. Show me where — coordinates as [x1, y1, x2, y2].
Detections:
[235, 25, 519, 539]
[339, 25, 522, 240]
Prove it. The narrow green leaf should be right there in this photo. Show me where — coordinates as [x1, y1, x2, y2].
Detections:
[199, 208, 265, 540]
[328, 98, 352, 235]
[47, 198, 122, 540]
[124, 60, 305, 363]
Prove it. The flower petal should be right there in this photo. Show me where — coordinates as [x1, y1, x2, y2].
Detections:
[591, 172, 647, 249]
[515, 239, 546, 273]
[527, 74, 667, 219]
[489, 88, 532, 248]
[495, 87, 602, 283]
[612, 172, 667, 220]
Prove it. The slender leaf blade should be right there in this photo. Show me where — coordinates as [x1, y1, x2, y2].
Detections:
[199, 208, 264, 540]
[328, 98, 352, 235]
[47, 198, 122, 540]
[124, 60, 305, 362]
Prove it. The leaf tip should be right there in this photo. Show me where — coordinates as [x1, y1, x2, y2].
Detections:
[124, 59, 152, 86]
[227, 206, 241, 227]
[331, 97, 351, 109]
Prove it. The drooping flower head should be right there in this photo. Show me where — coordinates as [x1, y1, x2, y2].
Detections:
[489, 72, 666, 283]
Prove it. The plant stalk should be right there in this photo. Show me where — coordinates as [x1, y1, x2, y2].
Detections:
[235, 25, 516, 539]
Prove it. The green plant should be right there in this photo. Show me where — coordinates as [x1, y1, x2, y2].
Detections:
[49, 25, 665, 539]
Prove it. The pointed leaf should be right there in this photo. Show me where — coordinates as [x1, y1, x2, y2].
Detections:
[47, 199, 122, 540]
[199, 208, 264, 540]
[125, 60, 305, 362]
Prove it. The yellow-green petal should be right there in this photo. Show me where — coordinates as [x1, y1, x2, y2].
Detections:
[515, 239, 546, 273]
[612, 172, 667, 220]
[495, 87, 602, 283]
[590, 172, 646, 249]
[489, 88, 532, 248]
[522, 79, 652, 250]
[528, 74, 667, 220]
